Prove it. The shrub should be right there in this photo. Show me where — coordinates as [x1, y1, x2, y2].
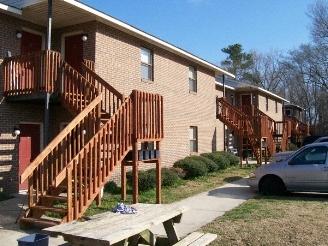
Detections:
[127, 168, 182, 191]
[200, 152, 229, 170]
[140, 170, 157, 191]
[126, 170, 156, 191]
[215, 151, 240, 166]
[173, 157, 208, 178]
[161, 168, 181, 187]
[289, 143, 299, 151]
[201, 153, 221, 170]
[185, 156, 218, 172]
[168, 167, 185, 179]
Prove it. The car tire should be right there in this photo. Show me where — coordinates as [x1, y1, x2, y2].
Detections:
[261, 176, 286, 196]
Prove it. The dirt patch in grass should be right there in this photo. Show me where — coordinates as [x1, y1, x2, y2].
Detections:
[202, 193, 328, 245]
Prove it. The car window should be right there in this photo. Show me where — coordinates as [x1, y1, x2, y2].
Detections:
[292, 146, 328, 165]
[318, 138, 328, 142]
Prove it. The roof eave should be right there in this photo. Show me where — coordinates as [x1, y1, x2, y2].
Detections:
[0, 3, 21, 15]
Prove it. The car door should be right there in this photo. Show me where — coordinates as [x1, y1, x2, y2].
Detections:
[284, 145, 328, 192]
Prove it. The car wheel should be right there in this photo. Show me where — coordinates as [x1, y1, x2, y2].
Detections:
[261, 176, 286, 196]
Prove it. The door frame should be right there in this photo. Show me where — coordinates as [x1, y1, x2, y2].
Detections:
[21, 27, 46, 50]
[19, 122, 44, 152]
[61, 30, 84, 61]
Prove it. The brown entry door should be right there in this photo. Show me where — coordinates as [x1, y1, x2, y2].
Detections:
[241, 94, 251, 106]
[65, 34, 83, 73]
[19, 137, 31, 190]
[18, 124, 41, 190]
[21, 31, 42, 55]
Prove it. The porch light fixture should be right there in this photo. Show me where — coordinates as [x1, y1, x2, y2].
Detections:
[14, 126, 20, 136]
[82, 34, 88, 41]
[16, 31, 22, 39]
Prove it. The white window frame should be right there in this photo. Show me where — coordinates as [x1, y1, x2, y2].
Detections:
[189, 66, 197, 92]
[190, 126, 198, 153]
[141, 47, 153, 80]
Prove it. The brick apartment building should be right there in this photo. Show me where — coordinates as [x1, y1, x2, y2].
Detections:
[0, 0, 297, 195]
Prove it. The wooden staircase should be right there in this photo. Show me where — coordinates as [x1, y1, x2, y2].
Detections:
[286, 115, 310, 145]
[216, 97, 264, 163]
[217, 97, 292, 164]
[216, 97, 291, 163]
[3, 50, 164, 228]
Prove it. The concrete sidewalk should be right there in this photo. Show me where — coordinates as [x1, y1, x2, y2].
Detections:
[0, 178, 257, 245]
[150, 178, 257, 237]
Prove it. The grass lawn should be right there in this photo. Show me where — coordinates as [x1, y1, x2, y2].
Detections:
[85, 166, 253, 216]
[88, 165, 328, 245]
[202, 192, 328, 245]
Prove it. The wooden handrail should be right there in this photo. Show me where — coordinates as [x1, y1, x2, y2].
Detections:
[55, 96, 133, 220]
[20, 94, 102, 183]
[82, 62, 125, 117]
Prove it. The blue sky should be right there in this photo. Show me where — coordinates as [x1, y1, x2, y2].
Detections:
[81, 0, 314, 66]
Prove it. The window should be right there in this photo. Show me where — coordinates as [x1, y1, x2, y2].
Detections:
[190, 126, 198, 152]
[293, 146, 328, 165]
[266, 97, 268, 111]
[189, 66, 197, 92]
[275, 101, 278, 113]
[285, 109, 291, 116]
[141, 47, 153, 80]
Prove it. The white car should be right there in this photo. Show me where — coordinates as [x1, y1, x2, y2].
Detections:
[247, 142, 328, 195]
[228, 147, 238, 156]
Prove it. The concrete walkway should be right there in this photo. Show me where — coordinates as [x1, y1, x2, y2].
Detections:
[0, 178, 257, 245]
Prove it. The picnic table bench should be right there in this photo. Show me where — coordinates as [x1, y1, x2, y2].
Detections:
[43, 203, 216, 246]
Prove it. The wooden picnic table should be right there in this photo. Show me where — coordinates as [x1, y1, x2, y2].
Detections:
[43, 203, 190, 246]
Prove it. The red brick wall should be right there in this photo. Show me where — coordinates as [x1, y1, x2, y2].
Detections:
[94, 22, 221, 176]
[0, 14, 225, 192]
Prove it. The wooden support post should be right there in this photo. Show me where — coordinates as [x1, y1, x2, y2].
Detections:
[259, 138, 262, 165]
[132, 141, 139, 204]
[66, 164, 73, 222]
[121, 159, 127, 201]
[156, 141, 161, 204]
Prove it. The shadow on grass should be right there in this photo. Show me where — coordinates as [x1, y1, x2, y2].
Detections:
[223, 176, 244, 183]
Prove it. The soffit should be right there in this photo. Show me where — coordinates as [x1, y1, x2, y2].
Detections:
[0, 0, 96, 28]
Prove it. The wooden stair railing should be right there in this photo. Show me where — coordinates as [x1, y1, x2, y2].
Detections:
[4, 50, 61, 96]
[81, 62, 125, 122]
[11, 50, 164, 228]
[55, 96, 133, 221]
[16, 51, 103, 228]
[287, 115, 310, 143]
[248, 107, 276, 157]
[216, 97, 263, 163]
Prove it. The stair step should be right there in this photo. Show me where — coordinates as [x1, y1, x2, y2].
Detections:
[31, 206, 67, 214]
[41, 195, 68, 202]
[49, 185, 67, 190]
[20, 217, 61, 229]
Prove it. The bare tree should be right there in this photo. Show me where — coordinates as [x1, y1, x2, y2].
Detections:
[308, 0, 328, 47]
[246, 50, 285, 93]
